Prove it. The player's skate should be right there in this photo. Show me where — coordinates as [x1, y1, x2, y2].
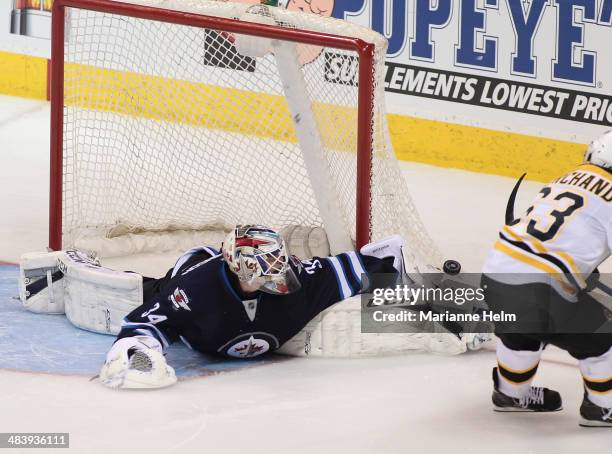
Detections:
[579, 391, 612, 427]
[492, 368, 562, 412]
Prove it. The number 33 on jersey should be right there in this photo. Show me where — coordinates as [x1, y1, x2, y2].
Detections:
[484, 164, 612, 300]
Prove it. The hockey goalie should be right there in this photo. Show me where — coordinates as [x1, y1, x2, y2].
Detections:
[19, 225, 488, 389]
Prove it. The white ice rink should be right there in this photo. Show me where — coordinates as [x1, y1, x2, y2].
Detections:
[0, 94, 610, 453]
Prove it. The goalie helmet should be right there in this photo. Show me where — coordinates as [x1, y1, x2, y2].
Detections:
[584, 130, 612, 171]
[222, 225, 300, 295]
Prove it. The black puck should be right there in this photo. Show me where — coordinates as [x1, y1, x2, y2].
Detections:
[443, 260, 461, 275]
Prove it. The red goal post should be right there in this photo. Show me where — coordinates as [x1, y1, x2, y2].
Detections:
[49, 0, 374, 251]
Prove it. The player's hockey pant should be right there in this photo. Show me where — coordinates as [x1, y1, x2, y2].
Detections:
[482, 275, 612, 407]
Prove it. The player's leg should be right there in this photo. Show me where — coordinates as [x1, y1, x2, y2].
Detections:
[494, 333, 542, 399]
[554, 332, 612, 427]
[578, 343, 612, 427]
[549, 289, 612, 426]
[492, 333, 561, 412]
[482, 275, 561, 412]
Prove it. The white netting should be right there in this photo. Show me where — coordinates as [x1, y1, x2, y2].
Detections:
[59, 0, 442, 270]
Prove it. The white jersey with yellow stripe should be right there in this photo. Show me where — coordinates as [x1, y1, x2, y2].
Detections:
[483, 164, 612, 301]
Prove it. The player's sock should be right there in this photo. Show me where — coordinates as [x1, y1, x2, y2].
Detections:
[578, 346, 612, 426]
[579, 390, 612, 427]
[492, 368, 562, 412]
[495, 339, 542, 397]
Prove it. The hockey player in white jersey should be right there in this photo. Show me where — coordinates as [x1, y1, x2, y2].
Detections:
[482, 131, 612, 427]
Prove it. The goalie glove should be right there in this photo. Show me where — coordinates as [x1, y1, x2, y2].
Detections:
[99, 336, 176, 389]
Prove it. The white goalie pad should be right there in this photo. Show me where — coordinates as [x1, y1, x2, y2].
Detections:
[19, 251, 67, 314]
[58, 250, 143, 335]
[277, 295, 476, 357]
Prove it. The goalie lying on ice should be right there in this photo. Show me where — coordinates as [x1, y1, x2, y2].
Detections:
[106, 224, 402, 387]
[19, 225, 486, 389]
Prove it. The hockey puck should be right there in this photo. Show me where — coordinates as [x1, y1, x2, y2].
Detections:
[443, 260, 461, 275]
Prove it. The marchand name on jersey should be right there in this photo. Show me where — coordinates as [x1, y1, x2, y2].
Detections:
[552, 166, 612, 201]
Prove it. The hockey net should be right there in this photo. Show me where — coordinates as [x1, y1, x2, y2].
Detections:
[50, 0, 442, 273]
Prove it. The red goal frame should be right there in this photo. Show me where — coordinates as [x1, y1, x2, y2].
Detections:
[49, 0, 375, 251]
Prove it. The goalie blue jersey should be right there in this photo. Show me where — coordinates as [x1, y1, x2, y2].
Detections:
[117, 248, 395, 358]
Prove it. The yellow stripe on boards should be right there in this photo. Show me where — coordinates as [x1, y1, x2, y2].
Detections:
[0, 51, 47, 100]
[64, 63, 297, 142]
[388, 115, 584, 182]
[63, 63, 359, 153]
[0, 51, 587, 182]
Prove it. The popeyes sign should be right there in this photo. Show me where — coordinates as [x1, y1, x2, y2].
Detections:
[269, 1, 611, 92]
[331, 0, 610, 89]
[7, 0, 611, 90]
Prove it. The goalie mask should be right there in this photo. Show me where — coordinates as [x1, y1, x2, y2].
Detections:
[584, 130, 612, 171]
[222, 225, 301, 295]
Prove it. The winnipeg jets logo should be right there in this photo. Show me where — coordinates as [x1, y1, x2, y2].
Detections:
[227, 336, 269, 358]
[169, 287, 191, 311]
[219, 332, 279, 358]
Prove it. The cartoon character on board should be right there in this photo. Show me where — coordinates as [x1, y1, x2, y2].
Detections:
[234, 0, 336, 65]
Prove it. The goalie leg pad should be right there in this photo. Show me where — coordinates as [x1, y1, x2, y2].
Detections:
[59, 250, 143, 335]
[277, 296, 471, 357]
[19, 251, 67, 314]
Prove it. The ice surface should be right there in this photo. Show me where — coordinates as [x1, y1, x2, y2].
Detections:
[0, 95, 610, 453]
[0, 264, 280, 377]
